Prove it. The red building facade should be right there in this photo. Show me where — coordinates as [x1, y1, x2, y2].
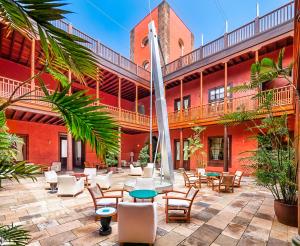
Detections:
[0, 1, 295, 173]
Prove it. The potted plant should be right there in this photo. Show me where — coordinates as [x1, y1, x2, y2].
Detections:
[184, 126, 206, 168]
[221, 49, 297, 226]
[138, 145, 150, 167]
[105, 151, 118, 173]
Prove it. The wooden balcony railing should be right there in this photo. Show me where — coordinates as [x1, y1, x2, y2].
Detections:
[163, 1, 294, 76]
[51, 20, 150, 81]
[153, 85, 294, 127]
[0, 76, 150, 129]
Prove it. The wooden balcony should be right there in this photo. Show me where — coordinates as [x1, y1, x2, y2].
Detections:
[163, 1, 294, 81]
[0, 76, 150, 131]
[153, 85, 295, 129]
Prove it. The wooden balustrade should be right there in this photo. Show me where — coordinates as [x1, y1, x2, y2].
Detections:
[0, 76, 294, 129]
[163, 1, 294, 76]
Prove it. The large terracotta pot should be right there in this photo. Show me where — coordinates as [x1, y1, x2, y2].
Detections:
[274, 200, 298, 227]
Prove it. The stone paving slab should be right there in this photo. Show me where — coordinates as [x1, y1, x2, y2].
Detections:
[0, 170, 297, 245]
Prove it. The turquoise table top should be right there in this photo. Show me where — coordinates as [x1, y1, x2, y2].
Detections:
[206, 172, 220, 177]
[129, 189, 158, 199]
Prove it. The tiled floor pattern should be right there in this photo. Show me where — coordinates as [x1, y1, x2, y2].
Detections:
[0, 170, 297, 246]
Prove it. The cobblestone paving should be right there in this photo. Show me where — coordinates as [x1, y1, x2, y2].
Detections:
[0, 170, 297, 246]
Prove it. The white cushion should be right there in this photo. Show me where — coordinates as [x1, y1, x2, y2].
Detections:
[44, 171, 57, 183]
[96, 198, 117, 206]
[189, 177, 198, 182]
[168, 199, 190, 208]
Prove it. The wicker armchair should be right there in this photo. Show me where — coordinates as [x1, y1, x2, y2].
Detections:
[163, 187, 199, 223]
[183, 171, 200, 188]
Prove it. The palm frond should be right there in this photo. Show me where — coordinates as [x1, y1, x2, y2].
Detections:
[0, 0, 98, 82]
[41, 86, 119, 158]
[0, 224, 30, 246]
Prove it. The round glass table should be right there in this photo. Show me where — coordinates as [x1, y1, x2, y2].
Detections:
[129, 189, 158, 202]
[206, 172, 220, 177]
[95, 207, 116, 236]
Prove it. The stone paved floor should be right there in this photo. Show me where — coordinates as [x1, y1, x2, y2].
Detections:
[0, 170, 297, 246]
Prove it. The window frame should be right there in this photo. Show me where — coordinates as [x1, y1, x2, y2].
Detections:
[207, 135, 232, 167]
[208, 84, 233, 103]
[174, 95, 191, 112]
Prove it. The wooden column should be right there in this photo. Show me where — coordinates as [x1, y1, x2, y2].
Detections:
[180, 79, 183, 119]
[118, 77, 122, 117]
[180, 128, 183, 168]
[223, 62, 229, 172]
[135, 84, 138, 114]
[96, 68, 100, 105]
[118, 126, 122, 168]
[30, 38, 35, 91]
[255, 50, 259, 63]
[200, 71, 203, 118]
[67, 70, 73, 171]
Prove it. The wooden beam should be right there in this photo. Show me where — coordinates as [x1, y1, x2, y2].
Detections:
[118, 126, 122, 168]
[135, 84, 138, 114]
[180, 79, 183, 119]
[223, 125, 229, 172]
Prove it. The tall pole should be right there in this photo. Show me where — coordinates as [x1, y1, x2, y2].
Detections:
[292, 0, 300, 244]
[224, 62, 229, 172]
[150, 38, 153, 162]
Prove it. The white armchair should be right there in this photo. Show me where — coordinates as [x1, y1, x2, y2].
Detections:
[118, 202, 157, 244]
[44, 170, 57, 183]
[129, 164, 143, 176]
[93, 171, 113, 189]
[57, 175, 84, 196]
[143, 163, 154, 178]
[83, 168, 97, 185]
[50, 162, 61, 172]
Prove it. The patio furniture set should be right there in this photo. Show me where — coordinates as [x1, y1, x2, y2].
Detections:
[183, 168, 244, 193]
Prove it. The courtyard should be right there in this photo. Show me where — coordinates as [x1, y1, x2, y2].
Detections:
[0, 170, 297, 246]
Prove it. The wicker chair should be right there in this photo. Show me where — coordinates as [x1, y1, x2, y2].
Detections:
[163, 187, 199, 223]
[234, 171, 244, 187]
[183, 171, 200, 188]
[212, 174, 235, 193]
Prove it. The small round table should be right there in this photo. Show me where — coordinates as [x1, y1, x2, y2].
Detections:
[129, 189, 158, 202]
[206, 172, 220, 187]
[96, 207, 116, 236]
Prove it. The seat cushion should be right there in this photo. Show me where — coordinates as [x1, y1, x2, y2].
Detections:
[168, 199, 190, 208]
[96, 198, 117, 206]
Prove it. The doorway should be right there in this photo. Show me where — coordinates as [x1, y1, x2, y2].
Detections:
[174, 139, 190, 170]
[59, 134, 67, 169]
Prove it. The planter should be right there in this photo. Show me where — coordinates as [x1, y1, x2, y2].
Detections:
[274, 200, 298, 227]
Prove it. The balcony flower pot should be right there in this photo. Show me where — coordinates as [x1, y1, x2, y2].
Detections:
[274, 200, 298, 227]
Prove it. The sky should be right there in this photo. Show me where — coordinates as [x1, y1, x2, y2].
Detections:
[64, 0, 289, 58]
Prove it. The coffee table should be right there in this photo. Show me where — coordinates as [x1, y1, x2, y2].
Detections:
[71, 173, 88, 186]
[129, 189, 158, 202]
[96, 207, 116, 235]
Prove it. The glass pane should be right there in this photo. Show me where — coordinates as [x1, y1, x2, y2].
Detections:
[76, 141, 82, 158]
[176, 142, 180, 161]
[183, 140, 189, 160]
[16, 142, 24, 161]
[61, 139, 67, 158]
[209, 137, 224, 160]
[184, 98, 189, 109]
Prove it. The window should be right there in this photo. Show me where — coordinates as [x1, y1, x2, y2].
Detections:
[208, 84, 232, 103]
[142, 60, 150, 70]
[15, 135, 28, 161]
[208, 136, 231, 167]
[174, 95, 191, 111]
[183, 140, 189, 161]
[141, 36, 149, 47]
[178, 38, 184, 56]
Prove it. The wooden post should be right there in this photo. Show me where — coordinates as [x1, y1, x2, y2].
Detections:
[96, 68, 100, 105]
[118, 126, 122, 168]
[223, 62, 229, 172]
[180, 79, 183, 119]
[255, 50, 259, 62]
[180, 128, 183, 168]
[30, 38, 35, 91]
[224, 62, 228, 114]
[200, 71, 203, 118]
[118, 77, 122, 118]
[292, 0, 300, 242]
[135, 84, 139, 121]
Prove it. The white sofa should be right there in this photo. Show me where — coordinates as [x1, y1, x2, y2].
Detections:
[50, 162, 61, 172]
[83, 168, 97, 185]
[129, 164, 143, 176]
[44, 170, 57, 184]
[93, 171, 113, 189]
[57, 175, 84, 196]
[118, 202, 157, 244]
